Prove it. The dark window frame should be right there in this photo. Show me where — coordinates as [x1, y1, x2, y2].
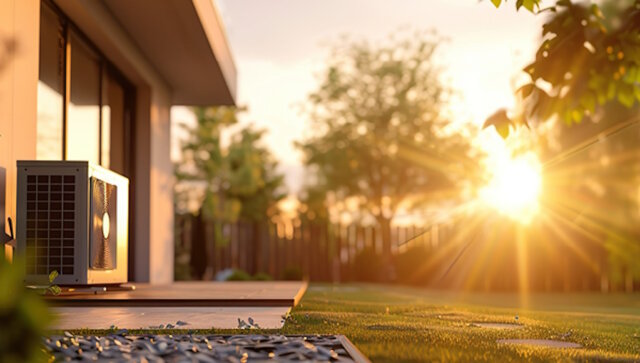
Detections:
[41, 0, 135, 169]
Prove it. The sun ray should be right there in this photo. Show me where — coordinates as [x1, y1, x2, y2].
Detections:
[540, 213, 600, 274]
[406, 210, 487, 285]
[545, 146, 640, 178]
[461, 218, 506, 291]
[515, 224, 529, 307]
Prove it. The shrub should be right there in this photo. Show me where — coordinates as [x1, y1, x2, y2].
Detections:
[352, 246, 384, 282]
[225, 269, 252, 281]
[253, 272, 273, 281]
[395, 244, 432, 285]
[282, 266, 303, 281]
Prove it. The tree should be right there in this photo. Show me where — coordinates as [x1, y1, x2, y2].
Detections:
[176, 107, 285, 221]
[175, 107, 286, 277]
[175, 107, 238, 219]
[225, 127, 287, 222]
[297, 32, 476, 280]
[484, 0, 640, 136]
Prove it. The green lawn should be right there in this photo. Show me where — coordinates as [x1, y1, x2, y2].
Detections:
[60, 283, 640, 362]
[280, 284, 640, 362]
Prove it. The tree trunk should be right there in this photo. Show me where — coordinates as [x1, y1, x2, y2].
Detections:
[190, 210, 207, 280]
[251, 221, 261, 275]
[378, 216, 394, 282]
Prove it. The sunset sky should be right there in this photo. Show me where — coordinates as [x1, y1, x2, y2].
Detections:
[171, 0, 546, 194]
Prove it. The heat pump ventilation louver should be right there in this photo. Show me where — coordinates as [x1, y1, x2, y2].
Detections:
[90, 178, 117, 270]
[25, 175, 76, 275]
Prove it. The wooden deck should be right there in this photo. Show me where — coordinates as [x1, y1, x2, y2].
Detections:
[47, 281, 307, 330]
[45, 281, 307, 307]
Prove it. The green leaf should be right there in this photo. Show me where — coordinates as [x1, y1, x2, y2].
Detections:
[483, 109, 514, 139]
[596, 88, 607, 105]
[617, 84, 635, 108]
[522, 0, 537, 12]
[563, 110, 573, 125]
[580, 92, 596, 114]
[538, 6, 556, 13]
[48, 270, 58, 283]
[571, 109, 584, 123]
[590, 4, 604, 19]
[496, 124, 510, 139]
[622, 67, 637, 84]
[517, 83, 536, 98]
[491, 0, 502, 8]
[48, 285, 62, 296]
[523, 63, 536, 78]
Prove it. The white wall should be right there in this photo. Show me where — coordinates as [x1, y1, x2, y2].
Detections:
[0, 0, 40, 258]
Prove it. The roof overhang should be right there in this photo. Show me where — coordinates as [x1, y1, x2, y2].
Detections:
[100, 0, 236, 106]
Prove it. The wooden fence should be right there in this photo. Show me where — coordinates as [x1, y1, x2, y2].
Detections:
[174, 213, 639, 292]
[174, 213, 446, 283]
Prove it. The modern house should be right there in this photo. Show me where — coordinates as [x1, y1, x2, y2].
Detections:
[0, 0, 236, 284]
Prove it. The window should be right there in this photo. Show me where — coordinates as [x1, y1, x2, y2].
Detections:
[103, 72, 127, 174]
[37, 1, 133, 174]
[67, 32, 101, 164]
[36, 4, 64, 160]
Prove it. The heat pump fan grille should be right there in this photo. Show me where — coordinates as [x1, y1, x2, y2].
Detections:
[25, 174, 76, 275]
[90, 178, 117, 270]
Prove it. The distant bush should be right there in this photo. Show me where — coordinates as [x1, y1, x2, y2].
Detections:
[395, 244, 432, 285]
[253, 272, 273, 281]
[225, 269, 252, 281]
[352, 246, 384, 282]
[282, 266, 303, 281]
[221, 269, 275, 281]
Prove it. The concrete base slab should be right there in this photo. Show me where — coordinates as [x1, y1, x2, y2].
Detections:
[51, 306, 290, 330]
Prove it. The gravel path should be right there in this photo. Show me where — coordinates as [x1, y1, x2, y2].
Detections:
[44, 331, 359, 362]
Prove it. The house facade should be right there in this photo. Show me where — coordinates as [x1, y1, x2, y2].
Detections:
[0, 0, 236, 284]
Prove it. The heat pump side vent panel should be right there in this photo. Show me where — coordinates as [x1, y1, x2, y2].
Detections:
[24, 174, 76, 276]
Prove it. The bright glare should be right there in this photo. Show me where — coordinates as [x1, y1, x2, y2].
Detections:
[480, 151, 542, 224]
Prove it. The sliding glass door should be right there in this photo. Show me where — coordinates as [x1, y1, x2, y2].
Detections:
[36, 0, 134, 175]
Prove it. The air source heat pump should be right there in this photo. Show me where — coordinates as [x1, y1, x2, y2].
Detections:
[16, 161, 129, 285]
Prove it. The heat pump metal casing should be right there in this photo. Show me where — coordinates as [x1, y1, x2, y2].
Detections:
[16, 161, 129, 285]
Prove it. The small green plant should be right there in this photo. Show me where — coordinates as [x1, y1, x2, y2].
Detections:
[43, 271, 61, 295]
[253, 272, 273, 281]
[0, 258, 53, 363]
[225, 269, 252, 281]
[282, 266, 303, 281]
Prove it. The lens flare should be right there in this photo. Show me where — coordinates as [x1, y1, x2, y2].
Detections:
[479, 151, 542, 224]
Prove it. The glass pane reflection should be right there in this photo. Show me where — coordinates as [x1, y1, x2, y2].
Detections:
[66, 31, 100, 164]
[36, 5, 64, 160]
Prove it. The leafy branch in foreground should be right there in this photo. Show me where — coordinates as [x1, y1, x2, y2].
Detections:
[485, 0, 640, 138]
[0, 258, 53, 363]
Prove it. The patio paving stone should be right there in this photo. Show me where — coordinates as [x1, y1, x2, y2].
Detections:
[52, 306, 292, 330]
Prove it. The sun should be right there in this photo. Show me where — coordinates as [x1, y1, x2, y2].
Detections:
[479, 151, 542, 224]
